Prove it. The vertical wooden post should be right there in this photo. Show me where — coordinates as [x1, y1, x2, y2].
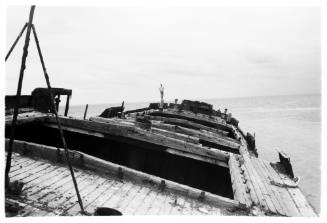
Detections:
[5, 6, 36, 189]
[64, 95, 70, 116]
[83, 104, 89, 120]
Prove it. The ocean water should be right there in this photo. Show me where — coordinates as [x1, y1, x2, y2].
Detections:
[62, 94, 321, 212]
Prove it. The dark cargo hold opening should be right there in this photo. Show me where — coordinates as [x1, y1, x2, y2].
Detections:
[5, 123, 234, 199]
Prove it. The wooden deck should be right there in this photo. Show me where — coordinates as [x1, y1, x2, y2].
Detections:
[5, 109, 317, 217]
[7, 153, 238, 216]
[229, 153, 316, 217]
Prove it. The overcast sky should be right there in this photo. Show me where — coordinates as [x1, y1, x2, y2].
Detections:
[6, 6, 320, 105]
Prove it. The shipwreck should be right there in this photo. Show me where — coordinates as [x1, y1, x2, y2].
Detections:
[4, 6, 317, 217]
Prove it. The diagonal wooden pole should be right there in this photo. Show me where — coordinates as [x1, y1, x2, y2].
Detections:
[5, 6, 35, 189]
[31, 24, 85, 214]
[5, 23, 28, 61]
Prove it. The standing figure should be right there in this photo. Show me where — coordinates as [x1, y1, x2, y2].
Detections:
[159, 84, 164, 109]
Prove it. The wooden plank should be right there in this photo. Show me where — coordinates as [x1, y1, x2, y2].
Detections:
[257, 158, 289, 216]
[157, 193, 178, 215]
[10, 155, 33, 166]
[189, 198, 204, 215]
[65, 177, 108, 215]
[42, 173, 99, 213]
[10, 158, 37, 173]
[5, 112, 48, 126]
[26, 172, 78, 205]
[144, 189, 169, 215]
[242, 155, 277, 213]
[151, 127, 199, 144]
[287, 188, 317, 217]
[150, 123, 241, 153]
[113, 184, 143, 213]
[148, 110, 232, 132]
[11, 164, 56, 186]
[179, 196, 193, 215]
[251, 158, 286, 216]
[85, 179, 123, 213]
[123, 186, 152, 215]
[170, 195, 187, 215]
[132, 188, 158, 214]
[274, 187, 302, 216]
[228, 155, 251, 207]
[261, 160, 302, 216]
[9, 161, 48, 178]
[240, 162, 260, 206]
[165, 148, 228, 168]
[142, 189, 163, 215]
[260, 159, 284, 186]
[101, 181, 135, 210]
[22, 166, 71, 195]
[146, 115, 229, 135]
[44, 117, 231, 162]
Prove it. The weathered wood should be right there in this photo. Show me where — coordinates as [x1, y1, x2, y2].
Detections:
[228, 155, 251, 207]
[149, 110, 232, 132]
[83, 104, 88, 120]
[146, 115, 230, 136]
[44, 117, 231, 162]
[256, 159, 289, 216]
[242, 155, 276, 213]
[251, 158, 286, 216]
[6, 139, 239, 210]
[5, 112, 49, 126]
[123, 186, 152, 214]
[91, 116, 239, 152]
[65, 177, 108, 215]
[165, 148, 229, 168]
[86, 180, 124, 212]
[150, 121, 240, 148]
[101, 182, 135, 210]
[124, 107, 151, 115]
[287, 187, 317, 217]
[240, 161, 260, 207]
[151, 127, 199, 144]
[64, 95, 70, 116]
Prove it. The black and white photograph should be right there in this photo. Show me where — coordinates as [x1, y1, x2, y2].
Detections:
[2, 0, 325, 220]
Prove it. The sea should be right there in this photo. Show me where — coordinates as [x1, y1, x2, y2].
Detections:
[62, 94, 321, 212]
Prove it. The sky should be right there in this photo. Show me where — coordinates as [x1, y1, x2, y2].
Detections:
[5, 6, 321, 105]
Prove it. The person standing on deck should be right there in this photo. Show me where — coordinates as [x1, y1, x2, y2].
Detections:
[159, 84, 164, 109]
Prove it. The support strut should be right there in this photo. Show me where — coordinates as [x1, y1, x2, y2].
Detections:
[5, 5, 85, 214]
[5, 6, 35, 189]
[5, 23, 28, 61]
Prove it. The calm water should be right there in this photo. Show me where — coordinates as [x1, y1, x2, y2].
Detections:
[62, 94, 321, 212]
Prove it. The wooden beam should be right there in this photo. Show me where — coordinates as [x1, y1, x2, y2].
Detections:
[64, 95, 70, 116]
[149, 110, 233, 132]
[41, 122, 228, 168]
[45, 116, 230, 162]
[5, 112, 49, 126]
[146, 115, 230, 136]
[150, 122, 240, 149]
